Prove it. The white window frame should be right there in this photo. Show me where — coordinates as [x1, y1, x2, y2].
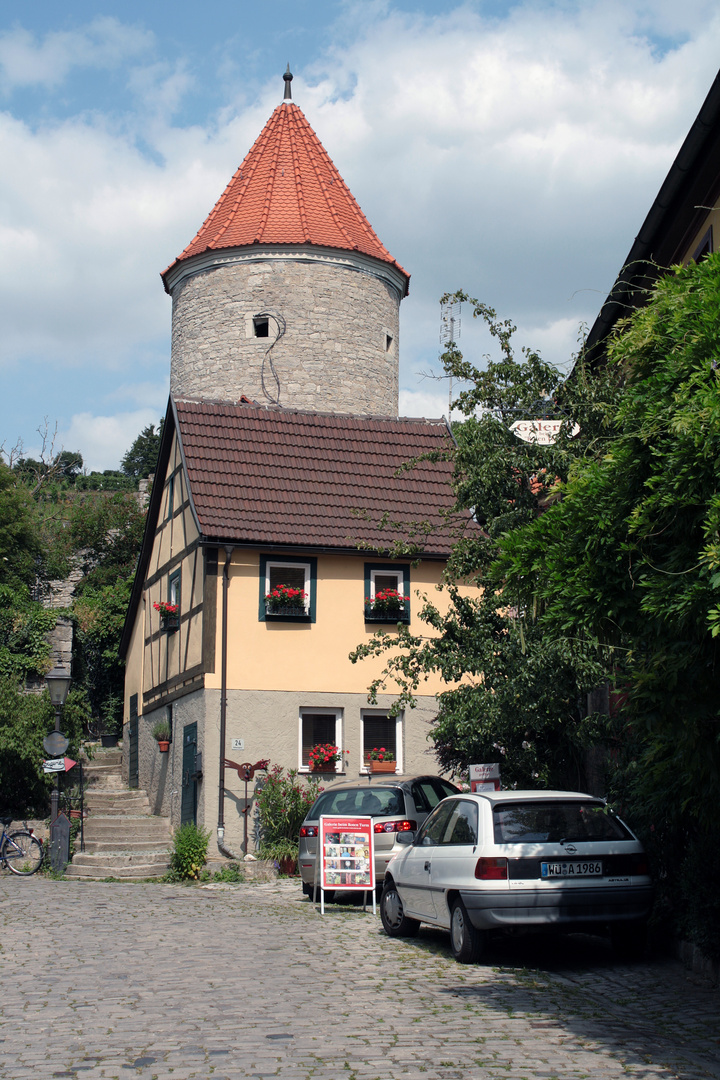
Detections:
[360, 710, 403, 774]
[369, 568, 403, 600]
[169, 570, 181, 607]
[266, 560, 311, 612]
[298, 708, 343, 773]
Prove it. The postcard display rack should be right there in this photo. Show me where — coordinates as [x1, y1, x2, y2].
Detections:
[316, 815, 376, 914]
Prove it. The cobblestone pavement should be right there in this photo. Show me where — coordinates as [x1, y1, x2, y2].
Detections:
[1, 876, 718, 1080]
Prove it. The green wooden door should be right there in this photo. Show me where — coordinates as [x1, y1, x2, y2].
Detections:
[181, 722, 198, 826]
[128, 695, 139, 789]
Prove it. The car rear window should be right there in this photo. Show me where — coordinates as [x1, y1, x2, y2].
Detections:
[410, 777, 459, 813]
[309, 786, 405, 819]
[492, 801, 632, 844]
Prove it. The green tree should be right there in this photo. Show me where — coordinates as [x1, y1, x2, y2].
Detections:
[73, 578, 133, 733]
[121, 421, 163, 479]
[493, 256, 720, 831]
[351, 295, 620, 789]
[0, 461, 43, 590]
[0, 680, 90, 817]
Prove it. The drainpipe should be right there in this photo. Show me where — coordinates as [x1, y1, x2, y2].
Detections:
[217, 544, 241, 860]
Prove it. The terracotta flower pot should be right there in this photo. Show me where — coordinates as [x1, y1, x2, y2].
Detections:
[157, 740, 170, 752]
[370, 760, 396, 773]
[311, 760, 335, 772]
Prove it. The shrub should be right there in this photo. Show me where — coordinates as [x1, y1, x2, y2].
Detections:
[213, 862, 244, 883]
[169, 822, 210, 880]
[255, 765, 322, 846]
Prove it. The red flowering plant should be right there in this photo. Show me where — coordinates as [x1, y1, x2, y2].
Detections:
[308, 743, 347, 769]
[366, 588, 409, 614]
[265, 584, 308, 612]
[153, 601, 179, 618]
[368, 747, 395, 761]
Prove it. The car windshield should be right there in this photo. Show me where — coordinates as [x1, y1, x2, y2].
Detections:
[493, 801, 632, 844]
[309, 786, 405, 819]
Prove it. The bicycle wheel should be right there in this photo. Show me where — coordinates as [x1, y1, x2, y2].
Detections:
[2, 831, 43, 875]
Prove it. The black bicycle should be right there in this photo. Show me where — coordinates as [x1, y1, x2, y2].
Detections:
[0, 817, 44, 875]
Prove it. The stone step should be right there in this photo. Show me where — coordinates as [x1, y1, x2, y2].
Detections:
[71, 850, 170, 869]
[65, 862, 168, 881]
[85, 793, 149, 807]
[84, 819, 170, 838]
[82, 839, 172, 854]
[83, 748, 122, 767]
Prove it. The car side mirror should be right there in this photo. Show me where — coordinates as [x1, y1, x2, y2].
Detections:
[396, 830, 415, 845]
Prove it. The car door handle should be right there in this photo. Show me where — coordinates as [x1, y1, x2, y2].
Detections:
[424, 861, 431, 872]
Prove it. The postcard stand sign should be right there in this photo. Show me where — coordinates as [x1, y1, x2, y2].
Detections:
[315, 815, 376, 915]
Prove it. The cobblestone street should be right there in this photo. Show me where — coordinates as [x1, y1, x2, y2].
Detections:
[1, 876, 718, 1080]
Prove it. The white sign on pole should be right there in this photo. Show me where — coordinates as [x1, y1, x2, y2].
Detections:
[510, 419, 580, 445]
[43, 757, 66, 773]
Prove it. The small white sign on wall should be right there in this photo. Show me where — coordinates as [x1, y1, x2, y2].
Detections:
[231, 738, 245, 751]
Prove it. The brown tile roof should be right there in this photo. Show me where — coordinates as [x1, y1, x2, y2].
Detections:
[174, 400, 470, 555]
[163, 102, 409, 294]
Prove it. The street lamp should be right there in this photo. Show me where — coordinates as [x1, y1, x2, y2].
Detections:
[45, 663, 72, 823]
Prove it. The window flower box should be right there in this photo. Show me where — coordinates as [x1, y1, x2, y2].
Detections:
[265, 585, 310, 620]
[368, 748, 396, 773]
[154, 602, 179, 633]
[370, 760, 397, 774]
[364, 588, 410, 623]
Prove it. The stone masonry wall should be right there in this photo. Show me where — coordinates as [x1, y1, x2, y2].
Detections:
[170, 258, 400, 416]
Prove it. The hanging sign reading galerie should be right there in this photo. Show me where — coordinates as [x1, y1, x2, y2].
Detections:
[469, 762, 501, 792]
[318, 815, 375, 913]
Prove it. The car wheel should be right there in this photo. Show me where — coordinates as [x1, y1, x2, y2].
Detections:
[380, 882, 420, 937]
[450, 898, 484, 963]
[610, 920, 647, 960]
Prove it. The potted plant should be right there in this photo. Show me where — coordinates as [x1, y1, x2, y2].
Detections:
[265, 584, 308, 617]
[364, 588, 410, 622]
[308, 743, 346, 772]
[368, 747, 396, 773]
[154, 601, 179, 632]
[152, 719, 172, 752]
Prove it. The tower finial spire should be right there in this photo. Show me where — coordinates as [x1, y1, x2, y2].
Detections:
[283, 64, 293, 101]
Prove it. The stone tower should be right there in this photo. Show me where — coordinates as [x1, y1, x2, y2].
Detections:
[163, 70, 409, 416]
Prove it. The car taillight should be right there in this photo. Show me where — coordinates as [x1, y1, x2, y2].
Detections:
[632, 856, 648, 875]
[374, 820, 417, 834]
[475, 857, 508, 880]
[299, 826, 318, 838]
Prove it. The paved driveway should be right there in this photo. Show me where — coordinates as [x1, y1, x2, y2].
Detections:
[1, 877, 718, 1080]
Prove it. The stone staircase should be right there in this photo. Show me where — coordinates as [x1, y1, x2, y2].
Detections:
[65, 746, 172, 880]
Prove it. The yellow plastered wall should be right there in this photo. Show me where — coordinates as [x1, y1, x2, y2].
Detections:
[205, 550, 469, 696]
[681, 199, 720, 264]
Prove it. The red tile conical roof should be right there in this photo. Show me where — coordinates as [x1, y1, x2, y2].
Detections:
[163, 101, 409, 294]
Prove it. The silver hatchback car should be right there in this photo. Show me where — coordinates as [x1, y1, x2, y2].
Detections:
[381, 789, 653, 962]
[298, 775, 459, 900]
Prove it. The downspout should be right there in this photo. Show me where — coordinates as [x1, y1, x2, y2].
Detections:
[217, 544, 241, 860]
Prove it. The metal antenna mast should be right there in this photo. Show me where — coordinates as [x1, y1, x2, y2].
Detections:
[440, 299, 461, 419]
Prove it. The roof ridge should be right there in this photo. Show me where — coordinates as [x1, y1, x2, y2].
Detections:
[297, 109, 356, 251]
[287, 104, 310, 243]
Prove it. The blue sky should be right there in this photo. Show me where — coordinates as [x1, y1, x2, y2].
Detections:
[2, 1, 720, 469]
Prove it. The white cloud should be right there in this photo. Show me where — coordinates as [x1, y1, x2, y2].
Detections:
[3, 3, 720, 461]
[58, 408, 164, 472]
[0, 17, 153, 90]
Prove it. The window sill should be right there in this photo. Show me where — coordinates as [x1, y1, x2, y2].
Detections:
[299, 769, 346, 775]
